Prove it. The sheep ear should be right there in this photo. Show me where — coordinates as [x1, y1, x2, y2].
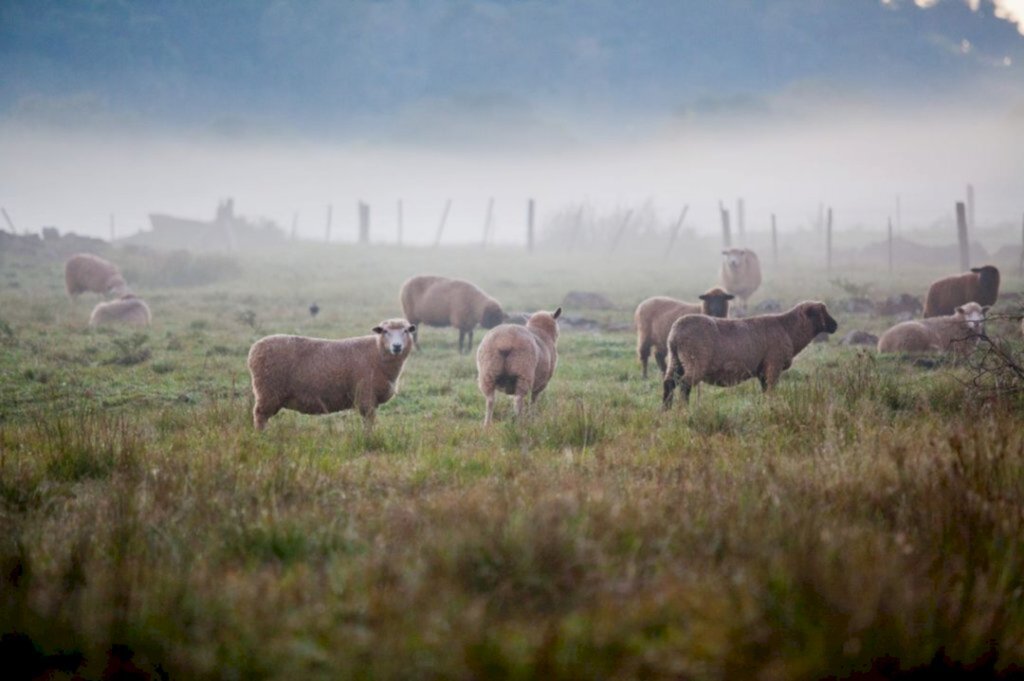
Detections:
[698, 294, 708, 301]
[954, 307, 965, 316]
[372, 326, 384, 334]
[970, 267, 981, 273]
[724, 293, 735, 300]
[406, 324, 417, 333]
[552, 307, 562, 320]
[981, 306, 990, 314]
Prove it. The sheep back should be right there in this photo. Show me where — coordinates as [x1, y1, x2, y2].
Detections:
[923, 266, 999, 317]
[65, 253, 127, 297]
[89, 295, 151, 327]
[400, 275, 504, 330]
[477, 310, 559, 397]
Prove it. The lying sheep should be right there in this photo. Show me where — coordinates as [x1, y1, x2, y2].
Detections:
[476, 307, 561, 425]
[65, 253, 128, 298]
[247, 319, 416, 430]
[923, 265, 999, 317]
[634, 287, 734, 379]
[719, 248, 762, 313]
[662, 301, 838, 408]
[877, 302, 987, 356]
[89, 294, 151, 327]
[400, 275, 505, 353]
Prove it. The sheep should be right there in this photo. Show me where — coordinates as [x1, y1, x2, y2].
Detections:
[247, 318, 416, 431]
[923, 265, 999, 317]
[476, 307, 561, 426]
[399, 275, 505, 353]
[877, 302, 987, 356]
[662, 301, 838, 408]
[89, 294, 151, 327]
[634, 287, 734, 379]
[719, 248, 762, 314]
[65, 253, 128, 298]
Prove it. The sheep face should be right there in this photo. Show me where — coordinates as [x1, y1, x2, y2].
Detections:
[955, 303, 987, 333]
[722, 249, 746, 270]
[481, 302, 505, 329]
[970, 265, 1000, 288]
[804, 303, 838, 335]
[698, 290, 735, 318]
[373, 320, 417, 356]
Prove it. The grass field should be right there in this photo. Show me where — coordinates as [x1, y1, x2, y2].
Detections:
[1, 241, 1023, 680]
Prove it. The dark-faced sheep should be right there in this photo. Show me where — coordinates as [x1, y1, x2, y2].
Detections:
[634, 287, 734, 379]
[247, 319, 416, 431]
[400, 275, 505, 353]
[662, 301, 838, 408]
[89, 294, 151, 327]
[719, 248, 762, 313]
[923, 265, 999, 317]
[476, 307, 561, 425]
[65, 253, 128, 298]
[877, 302, 987, 356]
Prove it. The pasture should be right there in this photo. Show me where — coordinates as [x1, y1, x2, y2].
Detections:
[1, 240, 1023, 679]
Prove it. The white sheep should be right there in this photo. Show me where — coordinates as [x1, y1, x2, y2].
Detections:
[247, 319, 416, 430]
[877, 302, 987, 356]
[719, 248, 761, 314]
[89, 294, 151, 327]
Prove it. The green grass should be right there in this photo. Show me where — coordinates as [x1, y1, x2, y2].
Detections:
[1, 243, 1023, 679]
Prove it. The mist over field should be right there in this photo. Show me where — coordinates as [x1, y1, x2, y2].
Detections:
[2, 0, 1023, 245]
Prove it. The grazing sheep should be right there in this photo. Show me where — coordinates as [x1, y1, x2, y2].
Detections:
[662, 301, 838, 408]
[89, 294, 151, 327]
[877, 302, 987, 356]
[400, 275, 505, 353]
[65, 253, 128, 298]
[923, 265, 999, 317]
[247, 319, 416, 431]
[719, 248, 762, 313]
[476, 307, 561, 426]
[634, 287, 734, 379]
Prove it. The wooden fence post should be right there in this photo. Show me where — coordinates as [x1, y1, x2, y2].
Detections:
[737, 198, 745, 243]
[956, 201, 969, 271]
[433, 199, 452, 248]
[887, 216, 893, 277]
[527, 199, 535, 253]
[325, 204, 333, 243]
[1, 208, 16, 233]
[771, 213, 778, 267]
[397, 200, 403, 246]
[719, 202, 731, 249]
[482, 197, 494, 248]
[966, 184, 975, 232]
[358, 201, 370, 244]
[826, 207, 833, 273]
[664, 205, 689, 259]
[109, 213, 115, 242]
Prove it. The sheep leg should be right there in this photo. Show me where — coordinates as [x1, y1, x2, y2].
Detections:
[654, 351, 668, 376]
[458, 330, 465, 353]
[412, 325, 421, 350]
[253, 403, 277, 431]
[467, 328, 474, 352]
[483, 392, 496, 426]
[638, 342, 651, 379]
[513, 394, 526, 419]
[662, 355, 684, 410]
[358, 402, 377, 431]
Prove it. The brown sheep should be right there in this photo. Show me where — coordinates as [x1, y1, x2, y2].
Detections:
[89, 294, 151, 327]
[634, 287, 734, 379]
[923, 265, 999, 317]
[719, 248, 762, 313]
[399, 275, 505, 353]
[247, 319, 416, 431]
[877, 302, 987, 356]
[662, 301, 838, 408]
[64, 253, 128, 298]
[476, 307, 561, 425]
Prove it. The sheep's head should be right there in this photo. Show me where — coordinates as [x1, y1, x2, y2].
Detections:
[107, 275, 129, 296]
[481, 301, 505, 329]
[721, 248, 747, 270]
[373, 319, 416, 357]
[527, 307, 561, 340]
[802, 302, 838, 335]
[969, 265, 1000, 289]
[954, 302, 988, 334]
[698, 288, 735, 318]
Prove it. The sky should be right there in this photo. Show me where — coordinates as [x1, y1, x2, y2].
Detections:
[1, 0, 1023, 244]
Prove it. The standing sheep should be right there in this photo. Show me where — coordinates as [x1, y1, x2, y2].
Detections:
[65, 253, 128, 298]
[476, 307, 561, 426]
[877, 302, 987, 356]
[247, 319, 417, 431]
[634, 287, 734, 379]
[662, 301, 838, 408]
[400, 275, 505, 353]
[923, 265, 1000, 317]
[719, 248, 762, 314]
[89, 294, 151, 327]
